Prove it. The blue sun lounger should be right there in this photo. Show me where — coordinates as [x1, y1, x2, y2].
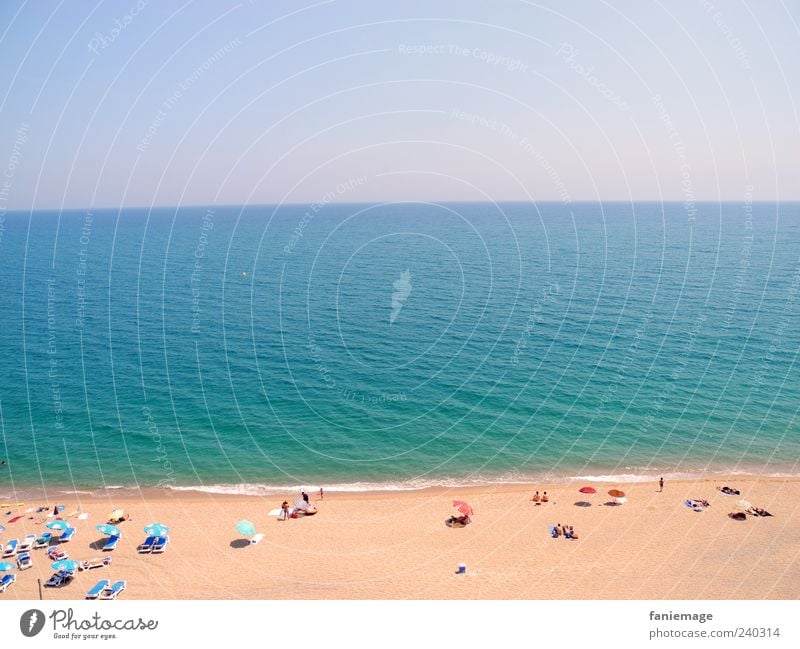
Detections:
[44, 570, 74, 588]
[99, 580, 126, 600]
[152, 536, 169, 554]
[102, 535, 120, 552]
[59, 527, 76, 542]
[33, 532, 52, 549]
[2, 539, 17, 557]
[85, 579, 109, 599]
[16, 552, 32, 570]
[0, 573, 16, 593]
[137, 536, 156, 553]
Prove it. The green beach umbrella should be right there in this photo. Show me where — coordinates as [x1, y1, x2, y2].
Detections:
[144, 523, 170, 537]
[96, 524, 121, 536]
[236, 520, 256, 537]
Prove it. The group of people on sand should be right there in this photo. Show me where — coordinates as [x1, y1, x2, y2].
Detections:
[530, 491, 549, 504]
[279, 490, 322, 520]
[551, 523, 578, 539]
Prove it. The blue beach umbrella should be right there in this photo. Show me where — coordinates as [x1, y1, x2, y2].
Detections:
[96, 524, 120, 536]
[0, 561, 15, 571]
[46, 520, 69, 531]
[51, 559, 80, 572]
[235, 520, 256, 537]
[144, 523, 169, 537]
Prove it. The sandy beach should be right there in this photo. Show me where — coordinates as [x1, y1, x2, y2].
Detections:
[1, 476, 798, 600]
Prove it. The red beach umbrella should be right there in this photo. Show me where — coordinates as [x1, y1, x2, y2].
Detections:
[578, 487, 597, 495]
[608, 489, 626, 498]
[452, 500, 474, 516]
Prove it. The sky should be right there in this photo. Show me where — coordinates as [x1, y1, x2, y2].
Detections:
[0, 0, 797, 209]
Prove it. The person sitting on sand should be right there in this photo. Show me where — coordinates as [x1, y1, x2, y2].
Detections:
[569, 525, 578, 539]
[555, 523, 563, 537]
[531, 491, 540, 503]
[564, 526, 573, 539]
[541, 491, 549, 503]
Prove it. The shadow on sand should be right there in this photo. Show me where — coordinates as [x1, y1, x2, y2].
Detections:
[229, 539, 250, 549]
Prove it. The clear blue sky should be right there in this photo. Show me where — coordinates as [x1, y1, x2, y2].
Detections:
[0, 0, 797, 209]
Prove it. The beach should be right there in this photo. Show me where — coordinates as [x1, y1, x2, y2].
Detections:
[1, 475, 798, 600]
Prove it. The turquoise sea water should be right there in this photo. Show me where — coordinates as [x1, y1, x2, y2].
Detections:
[0, 202, 798, 495]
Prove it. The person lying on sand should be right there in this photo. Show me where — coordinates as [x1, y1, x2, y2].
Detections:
[746, 507, 773, 517]
[569, 525, 578, 539]
[717, 486, 741, 495]
[446, 514, 471, 527]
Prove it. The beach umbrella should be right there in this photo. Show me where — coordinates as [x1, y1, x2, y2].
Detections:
[51, 559, 80, 572]
[144, 523, 170, 537]
[47, 520, 69, 531]
[579, 487, 597, 495]
[452, 500, 474, 516]
[236, 520, 256, 537]
[0, 561, 15, 571]
[735, 500, 752, 511]
[293, 498, 309, 511]
[96, 524, 121, 537]
[608, 489, 626, 498]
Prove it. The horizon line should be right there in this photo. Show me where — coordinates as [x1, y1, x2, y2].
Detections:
[4, 198, 799, 213]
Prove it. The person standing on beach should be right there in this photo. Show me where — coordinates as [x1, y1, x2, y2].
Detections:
[318, 487, 324, 500]
[659, 477, 664, 492]
[301, 491, 309, 505]
[280, 501, 290, 520]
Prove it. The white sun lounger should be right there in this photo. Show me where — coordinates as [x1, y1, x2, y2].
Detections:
[18, 535, 35, 552]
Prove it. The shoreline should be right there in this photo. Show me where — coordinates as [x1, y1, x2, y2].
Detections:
[1, 474, 798, 599]
[4, 468, 799, 502]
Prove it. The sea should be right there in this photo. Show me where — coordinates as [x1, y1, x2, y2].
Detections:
[0, 201, 798, 497]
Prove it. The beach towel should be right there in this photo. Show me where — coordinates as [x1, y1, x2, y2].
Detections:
[267, 509, 283, 517]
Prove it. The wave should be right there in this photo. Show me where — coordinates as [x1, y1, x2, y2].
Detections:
[160, 468, 800, 495]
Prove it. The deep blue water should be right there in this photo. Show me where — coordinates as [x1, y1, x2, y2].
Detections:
[0, 202, 798, 494]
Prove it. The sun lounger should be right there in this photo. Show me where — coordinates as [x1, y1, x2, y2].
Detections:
[151, 536, 169, 554]
[98, 580, 126, 600]
[18, 534, 35, 552]
[102, 535, 120, 552]
[16, 551, 32, 570]
[79, 557, 112, 570]
[44, 570, 75, 588]
[59, 527, 76, 542]
[33, 532, 52, 549]
[85, 579, 109, 599]
[2, 539, 18, 557]
[0, 573, 16, 593]
[137, 536, 156, 553]
[47, 546, 68, 561]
